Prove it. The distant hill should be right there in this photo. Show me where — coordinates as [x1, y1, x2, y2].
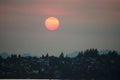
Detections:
[0, 52, 10, 59]
[98, 49, 110, 54]
[99, 49, 120, 54]
[0, 52, 31, 59]
[67, 51, 79, 58]
[67, 50, 120, 58]
[21, 53, 31, 57]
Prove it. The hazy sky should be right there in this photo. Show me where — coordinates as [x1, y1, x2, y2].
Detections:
[0, 0, 120, 56]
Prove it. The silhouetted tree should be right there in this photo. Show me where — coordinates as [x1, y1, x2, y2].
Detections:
[11, 54, 17, 59]
[0, 55, 2, 59]
[108, 50, 118, 57]
[41, 54, 45, 59]
[45, 53, 49, 59]
[76, 51, 83, 58]
[18, 54, 21, 59]
[59, 52, 64, 59]
[84, 48, 99, 57]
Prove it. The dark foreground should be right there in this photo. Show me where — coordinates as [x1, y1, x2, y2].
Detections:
[0, 49, 120, 80]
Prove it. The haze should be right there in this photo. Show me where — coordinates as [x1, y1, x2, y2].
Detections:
[0, 0, 120, 56]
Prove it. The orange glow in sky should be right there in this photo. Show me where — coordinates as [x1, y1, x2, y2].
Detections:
[45, 17, 59, 31]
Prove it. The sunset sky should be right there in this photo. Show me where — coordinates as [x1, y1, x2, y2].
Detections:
[0, 0, 120, 56]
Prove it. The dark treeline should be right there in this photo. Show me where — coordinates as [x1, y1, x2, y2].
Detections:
[0, 48, 120, 80]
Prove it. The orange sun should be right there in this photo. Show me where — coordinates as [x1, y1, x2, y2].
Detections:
[45, 17, 59, 31]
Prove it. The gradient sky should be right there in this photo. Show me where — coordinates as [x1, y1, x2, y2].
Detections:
[0, 0, 120, 56]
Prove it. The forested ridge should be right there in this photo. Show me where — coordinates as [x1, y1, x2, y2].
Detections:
[0, 49, 120, 80]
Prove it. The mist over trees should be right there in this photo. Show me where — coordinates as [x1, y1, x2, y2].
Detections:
[0, 48, 120, 80]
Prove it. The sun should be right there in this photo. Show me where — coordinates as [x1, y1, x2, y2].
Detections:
[45, 17, 59, 31]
